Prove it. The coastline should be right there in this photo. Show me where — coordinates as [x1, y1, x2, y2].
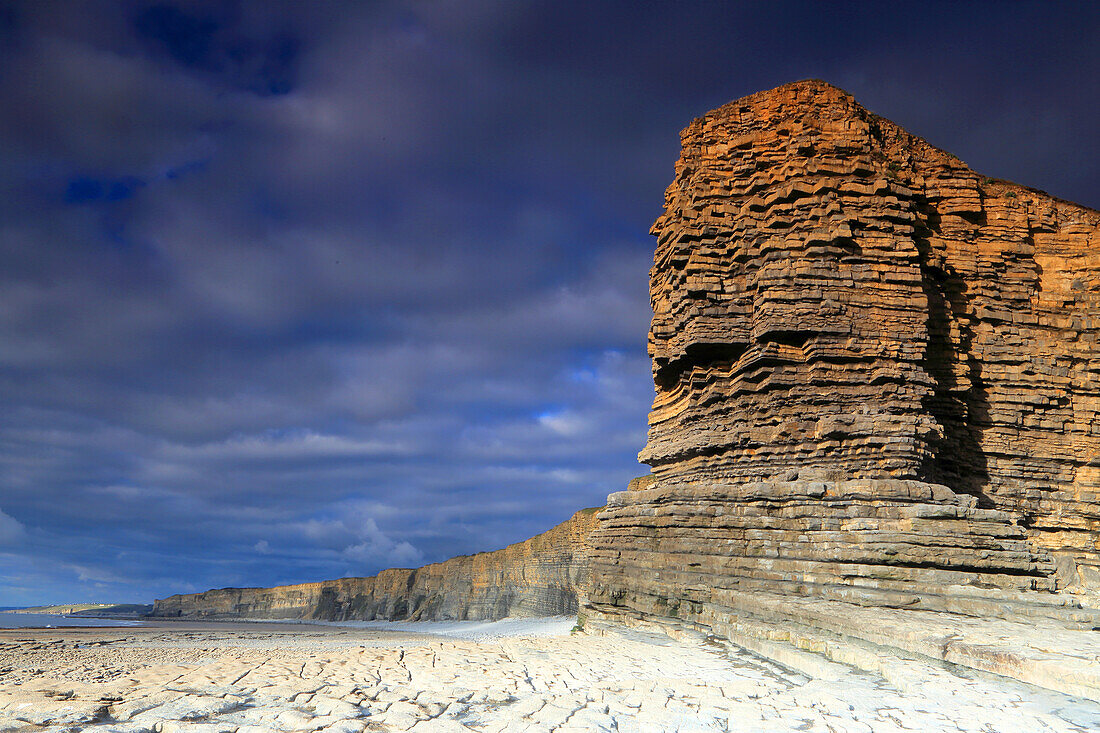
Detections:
[0, 612, 145, 629]
[143, 614, 578, 640]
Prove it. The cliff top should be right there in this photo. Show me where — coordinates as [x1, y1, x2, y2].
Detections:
[686, 79, 1097, 219]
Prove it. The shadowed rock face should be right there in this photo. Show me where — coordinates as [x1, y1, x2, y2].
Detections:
[585, 80, 1100, 639]
[153, 508, 599, 621]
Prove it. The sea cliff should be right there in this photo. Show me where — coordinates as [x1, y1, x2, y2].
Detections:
[582, 79, 1100, 700]
[153, 508, 598, 621]
[151, 80, 1100, 701]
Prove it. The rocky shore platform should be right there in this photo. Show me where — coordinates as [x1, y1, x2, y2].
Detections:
[2, 617, 1099, 733]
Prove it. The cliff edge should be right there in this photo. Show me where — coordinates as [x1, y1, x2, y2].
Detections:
[154, 507, 599, 621]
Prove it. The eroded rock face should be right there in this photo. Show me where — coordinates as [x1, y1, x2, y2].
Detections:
[585, 80, 1100, 640]
[154, 508, 598, 621]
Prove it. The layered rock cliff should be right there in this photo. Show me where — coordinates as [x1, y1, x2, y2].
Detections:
[154, 508, 598, 621]
[152, 79, 1100, 698]
[584, 80, 1100, 684]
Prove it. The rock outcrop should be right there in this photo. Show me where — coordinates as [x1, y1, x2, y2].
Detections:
[153, 79, 1100, 701]
[584, 80, 1100, 696]
[154, 508, 598, 621]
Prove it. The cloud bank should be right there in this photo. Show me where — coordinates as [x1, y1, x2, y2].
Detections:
[0, 1, 1096, 604]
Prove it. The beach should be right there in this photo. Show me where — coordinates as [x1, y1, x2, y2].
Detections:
[1, 617, 1099, 732]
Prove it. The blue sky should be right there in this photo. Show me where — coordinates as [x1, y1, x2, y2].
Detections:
[1, 0, 1097, 605]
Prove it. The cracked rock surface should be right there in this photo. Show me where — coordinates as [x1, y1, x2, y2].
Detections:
[1, 620, 1098, 732]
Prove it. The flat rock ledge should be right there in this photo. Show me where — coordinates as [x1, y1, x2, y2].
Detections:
[586, 478, 1100, 703]
[587, 594, 1100, 704]
[2, 621, 1099, 733]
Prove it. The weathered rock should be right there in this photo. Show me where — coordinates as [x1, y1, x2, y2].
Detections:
[154, 508, 599, 621]
[584, 79, 1100, 694]
[153, 78, 1100, 702]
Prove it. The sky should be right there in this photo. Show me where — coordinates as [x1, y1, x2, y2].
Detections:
[1, 0, 1097, 606]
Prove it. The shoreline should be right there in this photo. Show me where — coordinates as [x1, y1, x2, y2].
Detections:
[143, 614, 579, 640]
[0, 609, 538, 631]
[0, 611, 146, 630]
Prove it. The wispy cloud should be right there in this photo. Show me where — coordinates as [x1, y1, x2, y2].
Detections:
[0, 510, 25, 546]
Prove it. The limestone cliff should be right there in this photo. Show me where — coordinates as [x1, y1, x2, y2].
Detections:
[154, 508, 598, 621]
[152, 80, 1100, 700]
[584, 80, 1100, 677]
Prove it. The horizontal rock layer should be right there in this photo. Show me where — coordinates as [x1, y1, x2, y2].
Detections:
[638, 80, 1100, 573]
[585, 80, 1100, 691]
[153, 508, 598, 621]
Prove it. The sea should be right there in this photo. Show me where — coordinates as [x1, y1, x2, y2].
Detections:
[0, 612, 144, 628]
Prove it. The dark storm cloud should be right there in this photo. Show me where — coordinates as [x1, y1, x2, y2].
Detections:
[1, 0, 1096, 604]
[132, 2, 299, 95]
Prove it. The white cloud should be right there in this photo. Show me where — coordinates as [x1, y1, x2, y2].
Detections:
[538, 410, 591, 437]
[66, 562, 129, 585]
[0, 509, 25, 545]
[342, 537, 422, 568]
[295, 506, 425, 571]
[166, 431, 412, 462]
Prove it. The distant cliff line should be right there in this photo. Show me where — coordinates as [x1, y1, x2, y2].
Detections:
[152, 507, 601, 621]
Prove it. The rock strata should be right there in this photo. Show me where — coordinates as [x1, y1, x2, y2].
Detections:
[153, 79, 1100, 702]
[585, 80, 1100, 696]
[154, 508, 598, 621]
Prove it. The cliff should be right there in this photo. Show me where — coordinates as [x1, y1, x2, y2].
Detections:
[584, 80, 1100, 696]
[152, 80, 1100, 700]
[154, 508, 599, 621]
